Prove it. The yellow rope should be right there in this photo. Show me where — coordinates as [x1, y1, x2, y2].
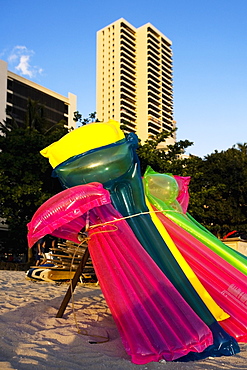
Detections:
[88, 208, 165, 231]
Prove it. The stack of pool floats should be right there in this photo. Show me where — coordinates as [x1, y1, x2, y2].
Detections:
[27, 120, 247, 365]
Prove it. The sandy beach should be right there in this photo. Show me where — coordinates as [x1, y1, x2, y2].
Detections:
[0, 270, 246, 370]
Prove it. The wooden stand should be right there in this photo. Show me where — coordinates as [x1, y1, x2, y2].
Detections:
[56, 247, 90, 318]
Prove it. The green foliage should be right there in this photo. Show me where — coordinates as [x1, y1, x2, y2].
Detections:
[136, 129, 193, 174]
[0, 100, 68, 256]
[163, 144, 247, 238]
[73, 111, 99, 126]
[2, 103, 247, 255]
[137, 129, 247, 237]
[197, 145, 247, 237]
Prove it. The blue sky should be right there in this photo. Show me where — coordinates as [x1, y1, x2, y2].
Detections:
[1, 0, 247, 158]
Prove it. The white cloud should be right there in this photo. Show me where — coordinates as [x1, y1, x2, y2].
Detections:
[15, 55, 33, 78]
[7, 45, 43, 78]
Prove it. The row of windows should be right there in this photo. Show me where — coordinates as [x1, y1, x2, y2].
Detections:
[6, 105, 68, 125]
[102, 40, 115, 48]
[7, 92, 68, 115]
[101, 25, 115, 36]
[102, 96, 172, 112]
[7, 79, 68, 113]
[120, 22, 135, 36]
[162, 121, 173, 130]
[6, 79, 69, 126]
[102, 56, 115, 61]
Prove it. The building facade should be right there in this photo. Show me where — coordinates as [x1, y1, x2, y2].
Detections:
[0, 60, 77, 130]
[96, 18, 175, 146]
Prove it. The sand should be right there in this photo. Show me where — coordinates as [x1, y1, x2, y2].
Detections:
[0, 270, 246, 370]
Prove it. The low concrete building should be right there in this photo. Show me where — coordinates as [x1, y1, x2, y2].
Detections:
[222, 237, 247, 257]
[0, 59, 77, 130]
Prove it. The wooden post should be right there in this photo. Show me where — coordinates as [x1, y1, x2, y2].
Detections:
[56, 247, 89, 318]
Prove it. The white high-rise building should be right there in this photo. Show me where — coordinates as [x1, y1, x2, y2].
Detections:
[96, 18, 175, 146]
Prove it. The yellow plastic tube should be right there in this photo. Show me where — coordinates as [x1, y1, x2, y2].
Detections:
[145, 196, 229, 322]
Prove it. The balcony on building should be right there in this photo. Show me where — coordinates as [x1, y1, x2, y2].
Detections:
[147, 55, 160, 68]
[120, 55, 136, 70]
[162, 80, 173, 94]
[120, 40, 136, 54]
[147, 67, 160, 79]
[162, 104, 173, 115]
[148, 78, 160, 91]
[120, 27, 136, 41]
[120, 99, 136, 113]
[147, 37, 160, 51]
[148, 85, 160, 98]
[148, 49, 160, 63]
[162, 100, 172, 109]
[120, 64, 136, 77]
[120, 108, 137, 120]
[161, 52, 173, 65]
[162, 77, 173, 90]
[148, 73, 160, 86]
[120, 44, 135, 59]
[162, 89, 173, 100]
[148, 43, 160, 55]
[120, 22, 136, 35]
[148, 106, 161, 120]
[147, 60, 160, 73]
[148, 100, 160, 113]
[147, 29, 160, 44]
[120, 70, 136, 85]
[162, 110, 173, 120]
[162, 115, 173, 127]
[120, 87, 136, 99]
[120, 80, 136, 94]
[148, 94, 161, 107]
[162, 68, 173, 81]
[148, 123, 162, 138]
[161, 58, 173, 73]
